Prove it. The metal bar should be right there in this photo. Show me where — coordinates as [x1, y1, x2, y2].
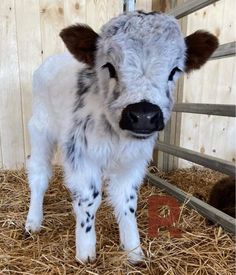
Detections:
[211, 41, 236, 60]
[168, 0, 220, 19]
[173, 103, 236, 117]
[155, 142, 235, 177]
[146, 172, 236, 234]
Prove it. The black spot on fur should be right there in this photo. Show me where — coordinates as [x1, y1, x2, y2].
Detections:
[78, 202, 81, 206]
[91, 215, 94, 220]
[86, 217, 89, 223]
[83, 115, 91, 131]
[112, 89, 120, 101]
[93, 190, 99, 199]
[166, 89, 170, 99]
[130, 195, 135, 200]
[77, 68, 96, 96]
[126, 198, 129, 203]
[74, 96, 85, 112]
[73, 67, 96, 112]
[81, 222, 85, 228]
[86, 211, 91, 218]
[129, 207, 135, 214]
[124, 212, 127, 216]
[86, 226, 92, 233]
[88, 202, 93, 207]
[66, 133, 82, 169]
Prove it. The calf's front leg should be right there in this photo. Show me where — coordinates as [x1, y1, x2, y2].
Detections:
[107, 164, 146, 263]
[65, 164, 102, 263]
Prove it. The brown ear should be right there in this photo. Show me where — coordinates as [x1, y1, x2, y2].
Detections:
[185, 30, 219, 72]
[60, 24, 99, 66]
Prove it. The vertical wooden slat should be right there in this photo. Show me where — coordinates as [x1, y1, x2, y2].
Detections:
[86, 0, 107, 32]
[40, 0, 65, 60]
[136, 0, 152, 11]
[15, 0, 42, 162]
[0, 0, 25, 168]
[63, 0, 87, 26]
[106, 0, 123, 21]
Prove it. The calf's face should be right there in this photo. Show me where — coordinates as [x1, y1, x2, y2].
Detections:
[60, 11, 218, 139]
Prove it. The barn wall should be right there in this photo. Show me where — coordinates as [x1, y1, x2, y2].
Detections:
[0, 0, 123, 169]
[178, 0, 236, 167]
[0, 0, 235, 169]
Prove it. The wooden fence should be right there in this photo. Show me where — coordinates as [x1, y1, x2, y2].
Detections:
[0, 0, 235, 170]
[146, 0, 236, 234]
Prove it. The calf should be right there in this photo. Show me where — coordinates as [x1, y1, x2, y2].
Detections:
[25, 11, 218, 263]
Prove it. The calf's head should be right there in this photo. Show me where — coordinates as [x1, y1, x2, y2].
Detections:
[60, 11, 218, 139]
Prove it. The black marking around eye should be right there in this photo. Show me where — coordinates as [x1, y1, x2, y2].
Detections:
[102, 63, 117, 78]
[168, 67, 181, 81]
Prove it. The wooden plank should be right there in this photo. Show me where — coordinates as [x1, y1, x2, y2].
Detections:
[136, 0, 152, 11]
[15, 0, 42, 164]
[40, 0, 65, 60]
[0, 0, 25, 169]
[63, 0, 87, 26]
[106, 0, 123, 22]
[86, 0, 107, 32]
[156, 141, 235, 177]
[211, 42, 236, 60]
[179, 0, 236, 168]
[146, 172, 236, 234]
[173, 103, 236, 117]
[168, 0, 220, 19]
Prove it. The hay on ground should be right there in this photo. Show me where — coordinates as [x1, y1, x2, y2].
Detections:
[0, 167, 235, 275]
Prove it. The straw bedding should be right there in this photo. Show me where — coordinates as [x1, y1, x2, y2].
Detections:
[0, 167, 235, 275]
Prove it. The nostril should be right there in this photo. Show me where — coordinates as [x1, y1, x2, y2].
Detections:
[128, 111, 138, 123]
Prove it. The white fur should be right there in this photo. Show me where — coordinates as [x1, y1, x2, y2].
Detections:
[25, 11, 186, 263]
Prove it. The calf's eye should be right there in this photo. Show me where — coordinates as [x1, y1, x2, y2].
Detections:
[102, 62, 117, 78]
[168, 67, 182, 81]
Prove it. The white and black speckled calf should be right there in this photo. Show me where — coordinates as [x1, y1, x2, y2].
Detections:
[25, 11, 218, 263]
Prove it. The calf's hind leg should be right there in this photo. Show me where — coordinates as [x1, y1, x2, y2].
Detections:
[25, 120, 55, 232]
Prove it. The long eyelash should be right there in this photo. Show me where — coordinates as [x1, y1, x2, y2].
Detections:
[102, 63, 117, 78]
[168, 67, 181, 81]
